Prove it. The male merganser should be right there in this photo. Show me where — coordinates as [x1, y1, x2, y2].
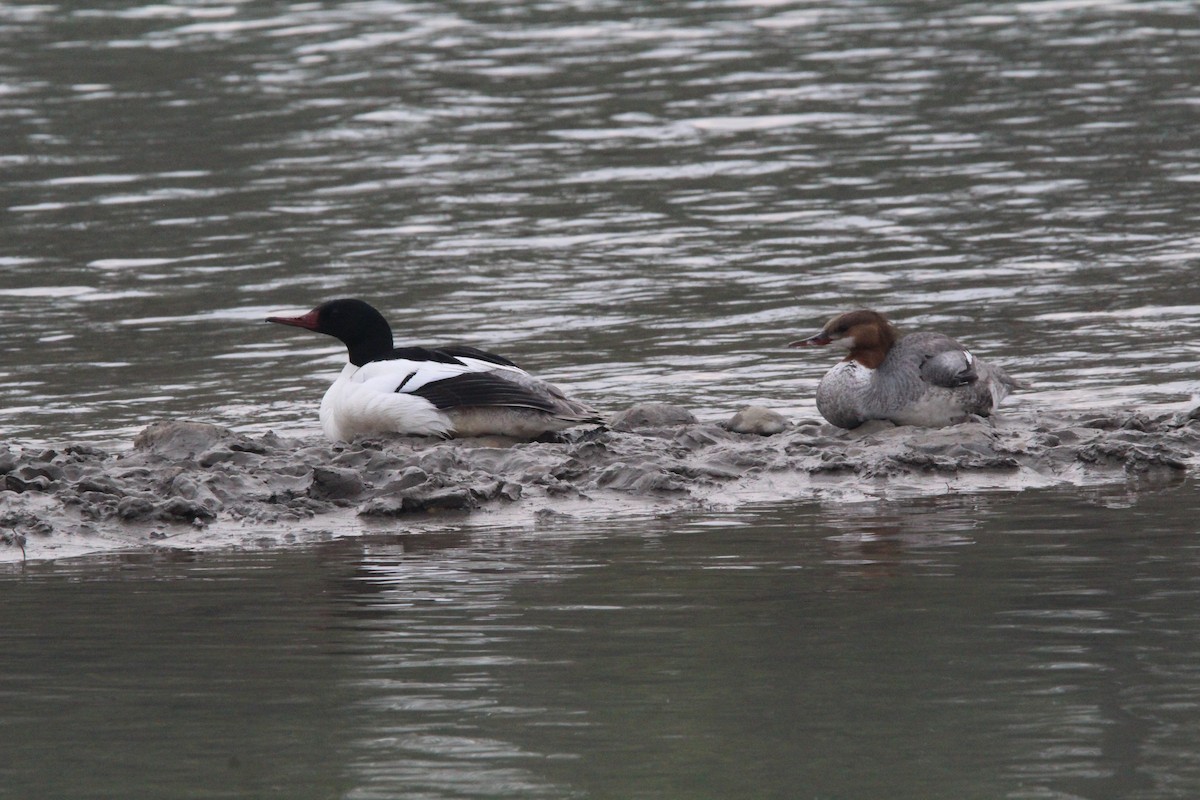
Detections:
[267, 298, 603, 441]
[789, 309, 1027, 429]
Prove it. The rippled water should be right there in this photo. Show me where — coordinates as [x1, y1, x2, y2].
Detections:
[3, 2, 1200, 798]
[3, 486, 1200, 799]
[2, 1, 1198, 441]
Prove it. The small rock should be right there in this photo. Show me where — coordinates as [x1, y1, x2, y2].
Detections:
[610, 403, 697, 431]
[725, 406, 789, 436]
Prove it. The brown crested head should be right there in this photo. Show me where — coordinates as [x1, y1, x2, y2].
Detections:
[789, 309, 897, 368]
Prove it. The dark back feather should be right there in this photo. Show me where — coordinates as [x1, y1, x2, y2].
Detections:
[409, 372, 560, 413]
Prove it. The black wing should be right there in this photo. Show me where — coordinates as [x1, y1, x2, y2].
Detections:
[389, 345, 520, 368]
[436, 345, 520, 368]
[410, 372, 560, 412]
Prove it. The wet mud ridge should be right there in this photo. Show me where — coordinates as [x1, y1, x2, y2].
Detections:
[2, 403, 1196, 560]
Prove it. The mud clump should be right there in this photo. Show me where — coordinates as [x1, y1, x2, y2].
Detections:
[308, 467, 364, 503]
[135, 421, 237, 460]
[1, 405, 1197, 559]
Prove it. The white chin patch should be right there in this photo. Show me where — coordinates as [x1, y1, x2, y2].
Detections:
[831, 335, 854, 350]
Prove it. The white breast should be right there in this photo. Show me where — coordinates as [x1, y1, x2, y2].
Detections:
[319, 363, 454, 440]
[815, 361, 874, 429]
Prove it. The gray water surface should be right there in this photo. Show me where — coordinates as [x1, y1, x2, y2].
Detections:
[2, 2, 1200, 798]
[4, 485, 1200, 800]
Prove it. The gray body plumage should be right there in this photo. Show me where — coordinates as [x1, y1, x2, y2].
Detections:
[816, 332, 1023, 429]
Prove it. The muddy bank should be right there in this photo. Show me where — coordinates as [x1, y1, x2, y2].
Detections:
[2, 404, 1196, 561]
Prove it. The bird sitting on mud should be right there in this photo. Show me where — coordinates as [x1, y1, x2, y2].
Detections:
[267, 298, 602, 441]
[789, 309, 1027, 429]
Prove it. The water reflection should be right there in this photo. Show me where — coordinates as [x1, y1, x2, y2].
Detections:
[3, 484, 1200, 796]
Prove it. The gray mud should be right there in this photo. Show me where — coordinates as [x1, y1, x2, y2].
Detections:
[2, 404, 1197, 561]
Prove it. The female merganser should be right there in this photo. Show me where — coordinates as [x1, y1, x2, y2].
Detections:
[789, 309, 1027, 429]
[267, 298, 603, 441]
